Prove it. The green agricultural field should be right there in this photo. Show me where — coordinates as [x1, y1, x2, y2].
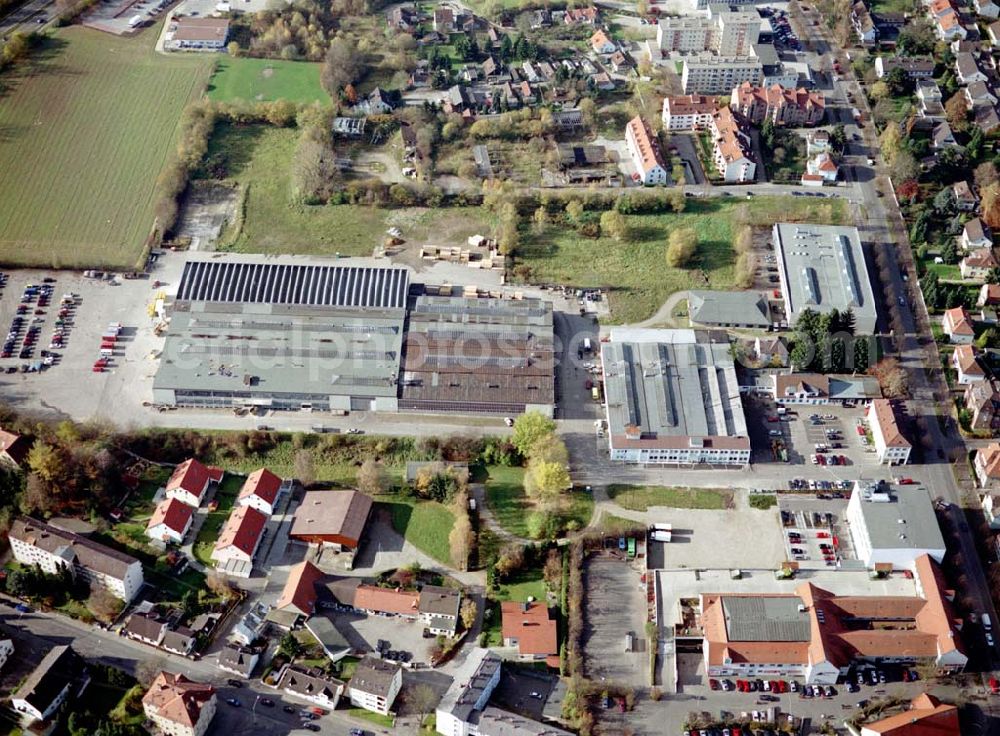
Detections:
[607, 484, 732, 511]
[0, 27, 213, 268]
[206, 123, 491, 254]
[518, 196, 846, 323]
[207, 57, 328, 104]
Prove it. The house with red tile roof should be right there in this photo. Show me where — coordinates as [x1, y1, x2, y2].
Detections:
[709, 107, 755, 183]
[942, 307, 975, 344]
[590, 29, 615, 54]
[146, 498, 195, 545]
[860, 692, 958, 736]
[564, 6, 599, 24]
[353, 585, 420, 618]
[165, 458, 223, 508]
[952, 344, 986, 385]
[625, 116, 667, 185]
[211, 505, 267, 578]
[142, 672, 217, 736]
[237, 468, 285, 516]
[866, 399, 911, 465]
[976, 442, 1000, 489]
[501, 601, 559, 668]
[275, 561, 324, 620]
[701, 554, 966, 684]
[730, 82, 825, 126]
[0, 428, 29, 468]
[960, 247, 998, 280]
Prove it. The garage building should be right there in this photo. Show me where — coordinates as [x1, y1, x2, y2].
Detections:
[152, 255, 409, 413]
[290, 490, 373, 563]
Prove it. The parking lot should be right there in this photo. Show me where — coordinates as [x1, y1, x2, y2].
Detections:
[583, 555, 649, 689]
[778, 496, 862, 570]
[329, 610, 435, 665]
[745, 398, 884, 476]
[0, 253, 180, 424]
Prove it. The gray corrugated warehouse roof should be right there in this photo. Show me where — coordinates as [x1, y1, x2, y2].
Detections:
[601, 329, 748, 443]
[772, 223, 878, 334]
[688, 290, 772, 328]
[722, 597, 811, 642]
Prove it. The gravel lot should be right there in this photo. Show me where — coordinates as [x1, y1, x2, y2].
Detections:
[584, 555, 650, 689]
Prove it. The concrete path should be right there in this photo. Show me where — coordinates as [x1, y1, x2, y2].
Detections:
[634, 290, 689, 329]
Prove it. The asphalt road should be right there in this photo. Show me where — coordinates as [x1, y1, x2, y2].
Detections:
[0, 600, 410, 735]
[0, 0, 54, 41]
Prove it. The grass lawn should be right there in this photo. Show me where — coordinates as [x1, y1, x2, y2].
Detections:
[518, 196, 846, 323]
[0, 27, 212, 268]
[381, 496, 456, 565]
[597, 513, 647, 534]
[348, 708, 395, 728]
[484, 466, 593, 538]
[607, 484, 732, 511]
[192, 475, 244, 566]
[204, 123, 491, 255]
[496, 569, 546, 604]
[207, 57, 327, 104]
[925, 261, 962, 282]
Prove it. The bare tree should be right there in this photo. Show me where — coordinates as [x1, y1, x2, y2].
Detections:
[356, 458, 389, 495]
[135, 656, 169, 687]
[294, 449, 316, 487]
[406, 683, 438, 722]
[87, 586, 123, 624]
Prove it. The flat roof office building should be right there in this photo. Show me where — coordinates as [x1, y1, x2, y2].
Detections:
[600, 328, 750, 466]
[772, 223, 878, 334]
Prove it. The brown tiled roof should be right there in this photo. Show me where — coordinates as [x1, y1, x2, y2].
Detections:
[501, 601, 558, 657]
[664, 94, 718, 117]
[354, 585, 419, 615]
[979, 283, 1000, 306]
[862, 692, 959, 735]
[963, 247, 998, 269]
[590, 29, 612, 52]
[943, 307, 974, 336]
[626, 116, 665, 175]
[142, 672, 215, 728]
[701, 593, 809, 667]
[774, 373, 830, 397]
[277, 665, 344, 700]
[276, 561, 324, 616]
[870, 399, 910, 448]
[711, 107, 753, 165]
[238, 468, 282, 507]
[11, 517, 139, 580]
[979, 442, 1000, 478]
[0, 428, 29, 465]
[147, 498, 194, 536]
[125, 613, 167, 641]
[290, 490, 373, 544]
[214, 505, 267, 557]
[953, 345, 983, 376]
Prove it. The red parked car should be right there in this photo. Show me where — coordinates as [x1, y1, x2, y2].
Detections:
[990, 677, 999, 694]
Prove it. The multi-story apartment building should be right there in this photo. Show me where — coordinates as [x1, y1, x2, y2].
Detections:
[681, 54, 762, 94]
[625, 116, 668, 185]
[730, 82, 825, 126]
[10, 517, 144, 602]
[661, 94, 718, 130]
[709, 107, 756, 183]
[866, 399, 912, 465]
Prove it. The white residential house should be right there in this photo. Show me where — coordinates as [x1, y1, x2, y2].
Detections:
[10, 517, 144, 602]
[804, 152, 838, 182]
[867, 399, 912, 465]
[961, 247, 999, 280]
[210, 505, 267, 578]
[146, 498, 194, 545]
[348, 657, 402, 716]
[963, 218, 993, 250]
[164, 458, 220, 508]
[976, 443, 1000, 488]
[661, 94, 718, 131]
[236, 468, 287, 516]
[953, 180, 979, 211]
[12, 646, 88, 724]
[277, 665, 344, 710]
[943, 306, 976, 343]
[625, 116, 668, 185]
[953, 344, 987, 384]
[965, 81, 998, 108]
[142, 672, 217, 736]
[983, 492, 1000, 528]
[805, 129, 831, 155]
[956, 52, 988, 84]
[932, 121, 959, 150]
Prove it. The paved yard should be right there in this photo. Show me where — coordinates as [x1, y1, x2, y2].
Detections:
[583, 555, 649, 689]
[645, 505, 786, 571]
[778, 496, 864, 570]
[329, 610, 435, 664]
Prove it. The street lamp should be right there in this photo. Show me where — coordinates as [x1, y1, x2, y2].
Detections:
[252, 694, 260, 725]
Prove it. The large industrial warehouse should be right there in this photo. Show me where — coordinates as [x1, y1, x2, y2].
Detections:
[772, 223, 878, 334]
[152, 255, 555, 416]
[600, 328, 750, 466]
[152, 255, 410, 412]
[399, 294, 555, 415]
